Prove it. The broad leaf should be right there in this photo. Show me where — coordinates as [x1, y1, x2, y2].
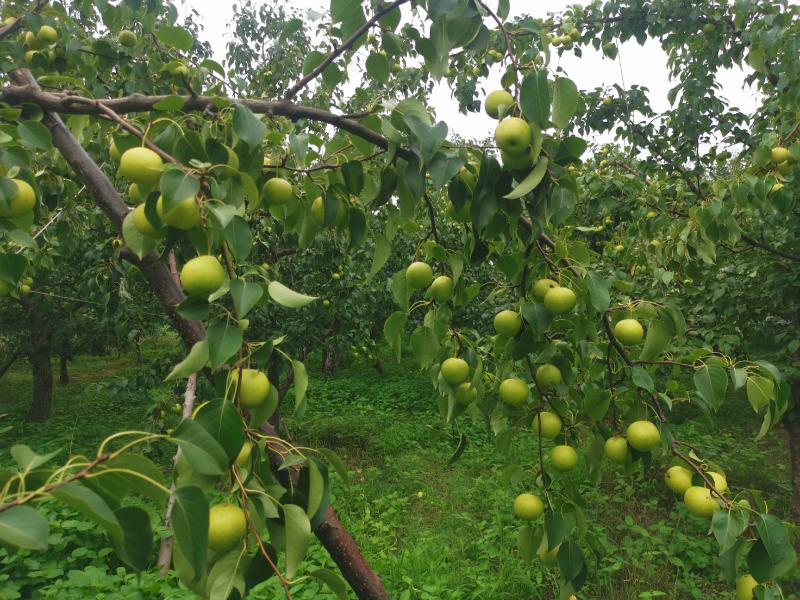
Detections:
[268, 281, 317, 308]
[171, 419, 228, 476]
[0, 505, 49, 550]
[172, 486, 209, 580]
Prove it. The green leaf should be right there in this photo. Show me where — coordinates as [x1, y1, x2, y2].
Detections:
[693, 364, 728, 412]
[746, 376, 774, 412]
[207, 320, 243, 369]
[165, 340, 209, 381]
[365, 52, 390, 83]
[754, 514, 796, 578]
[317, 448, 349, 488]
[410, 326, 439, 368]
[282, 504, 311, 580]
[17, 121, 52, 150]
[348, 207, 367, 247]
[249, 384, 279, 428]
[233, 105, 266, 148]
[207, 548, 246, 600]
[302, 51, 325, 76]
[383, 310, 407, 362]
[10, 444, 61, 471]
[171, 419, 228, 476]
[194, 401, 245, 462]
[638, 317, 674, 362]
[113, 506, 152, 572]
[229, 279, 263, 318]
[302, 459, 326, 518]
[224, 216, 252, 262]
[244, 542, 278, 591]
[711, 510, 748, 555]
[585, 271, 609, 312]
[310, 569, 348, 600]
[557, 540, 585, 582]
[0, 505, 49, 550]
[520, 71, 550, 128]
[292, 360, 309, 411]
[551, 77, 579, 129]
[268, 281, 317, 308]
[97, 453, 168, 502]
[544, 512, 575, 551]
[172, 486, 209, 580]
[159, 169, 200, 213]
[503, 158, 548, 200]
[631, 366, 654, 392]
[368, 235, 391, 278]
[153, 95, 186, 111]
[156, 26, 194, 50]
[51, 482, 121, 542]
[121, 211, 159, 259]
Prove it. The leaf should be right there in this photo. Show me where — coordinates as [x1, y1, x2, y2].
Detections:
[557, 540, 585, 582]
[301, 459, 326, 518]
[207, 320, 243, 369]
[97, 453, 168, 503]
[121, 211, 159, 259]
[233, 104, 267, 148]
[249, 384, 279, 428]
[165, 340, 209, 381]
[153, 95, 186, 111]
[383, 310, 407, 362]
[503, 158, 548, 200]
[551, 77, 579, 129]
[410, 326, 439, 368]
[310, 569, 348, 600]
[207, 548, 246, 600]
[348, 207, 367, 247]
[292, 359, 309, 411]
[113, 506, 152, 572]
[0, 505, 49, 550]
[51, 482, 121, 542]
[172, 486, 209, 580]
[519, 71, 550, 128]
[693, 364, 728, 412]
[585, 271, 609, 312]
[365, 52, 390, 83]
[631, 366, 654, 392]
[195, 401, 245, 462]
[10, 445, 61, 471]
[156, 26, 194, 50]
[159, 169, 200, 212]
[638, 317, 674, 362]
[224, 216, 252, 262]
[544, 511, 575, 551]
[448, 433, 468, 465]
[244, 542, 278, 591]
[283, 504, 311, 579]
[268, 281, 317, 308]
[341, 161, 364, 195]
[746, 376, 774, 412]
[318, 448, 349, 488]
[754, 514, 796, 578]
[711, 509, 748, 554]
[171, 419, 228, 476]
[17, 121, 52, 150]
[229, 279, 263, 318]
[368, 235, 391, 278]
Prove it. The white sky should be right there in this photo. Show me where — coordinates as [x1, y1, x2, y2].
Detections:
[181, 0, 762, 140]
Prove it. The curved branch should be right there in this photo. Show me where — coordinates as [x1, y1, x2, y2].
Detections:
[474, 0, 520, 100]
[283, 0, 412, 100]
[0, 85, 414, 162]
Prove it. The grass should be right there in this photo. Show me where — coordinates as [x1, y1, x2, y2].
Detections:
[0, 344, 796, 599]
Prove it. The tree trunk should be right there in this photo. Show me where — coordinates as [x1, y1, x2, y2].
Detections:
[324, 347, 337, 376]
[28, 312, 53, 422]
[58, 352, 68, 385]
[0, 349, 20, 380]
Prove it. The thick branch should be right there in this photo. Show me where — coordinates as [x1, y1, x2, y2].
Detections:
[739, 233, 800, 263]
[0, 85, 413, 161]
[283, 0, 412, 100]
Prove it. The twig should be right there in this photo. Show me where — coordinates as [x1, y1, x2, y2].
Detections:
[0, 453, 112, 513]
[283, 0, 412, 100]
[423, 194, 439, 243]
[474, 0, 521, 100]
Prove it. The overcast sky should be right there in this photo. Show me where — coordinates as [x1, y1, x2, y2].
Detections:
[181, 0, 762, 141]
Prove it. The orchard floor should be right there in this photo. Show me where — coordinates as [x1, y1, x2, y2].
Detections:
[0, 345, 797, 599]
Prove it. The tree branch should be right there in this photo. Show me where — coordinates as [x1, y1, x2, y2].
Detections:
[282, 0, 412, 100]
[474, 0, 520, 100]
[157, 372, 197, 575]
[0, 85, 414, 162]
